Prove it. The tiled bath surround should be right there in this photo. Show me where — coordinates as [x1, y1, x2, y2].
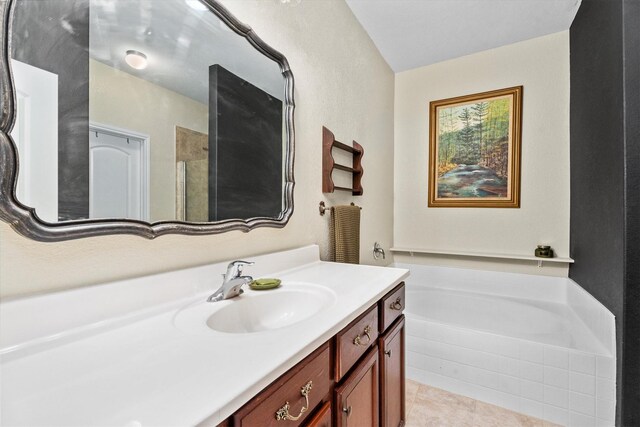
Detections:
[396, 263, 616, 427]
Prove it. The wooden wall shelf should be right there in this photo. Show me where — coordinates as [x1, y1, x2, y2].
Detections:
[322, 126, 364, 195]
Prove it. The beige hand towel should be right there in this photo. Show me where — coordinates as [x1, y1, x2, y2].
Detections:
[329, 204, 361, 264]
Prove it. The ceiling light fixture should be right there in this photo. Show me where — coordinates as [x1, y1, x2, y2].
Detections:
[124, 50, 148, 70]
[186, 0, 208, 11]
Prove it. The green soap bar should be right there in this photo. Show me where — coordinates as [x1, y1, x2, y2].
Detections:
[249, 278, 281, 290]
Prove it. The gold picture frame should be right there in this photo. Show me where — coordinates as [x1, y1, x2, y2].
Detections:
[428, 86, 523, 208]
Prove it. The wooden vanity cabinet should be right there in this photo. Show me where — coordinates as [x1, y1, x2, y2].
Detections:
[223, 282, 405, 427]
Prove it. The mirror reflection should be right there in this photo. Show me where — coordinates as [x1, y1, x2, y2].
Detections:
[9, 0, 285, 223]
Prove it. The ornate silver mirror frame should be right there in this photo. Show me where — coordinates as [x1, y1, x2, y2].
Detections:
[0, 0, 295, 241]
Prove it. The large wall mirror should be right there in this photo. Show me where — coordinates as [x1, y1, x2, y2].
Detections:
[0, 0, 294, 241]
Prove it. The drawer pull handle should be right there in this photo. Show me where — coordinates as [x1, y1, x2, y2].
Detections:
[390, 297, 403, 311]
[353, 325, 372, 346]
[275, 381, 313, 421]
[384, 349, 392, 357]
[343, 406, 352, 417]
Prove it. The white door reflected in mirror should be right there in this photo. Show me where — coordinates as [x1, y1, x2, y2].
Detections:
[89, 128, 149, 221]
[10, 59, 58, 223]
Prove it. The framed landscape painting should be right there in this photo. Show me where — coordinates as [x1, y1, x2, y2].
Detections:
[428, 86, 523, 208]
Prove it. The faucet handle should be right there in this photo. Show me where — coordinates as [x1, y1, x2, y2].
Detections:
[230, 260, 254, 269]
[225, 260, 254, 280]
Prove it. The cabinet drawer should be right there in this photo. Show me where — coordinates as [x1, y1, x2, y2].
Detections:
[379, 283, 405, 333]
[233, 343, 332, 427]
[335, 305, 379, 382]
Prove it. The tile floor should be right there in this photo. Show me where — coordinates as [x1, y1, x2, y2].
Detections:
[406, 380, 561, 427]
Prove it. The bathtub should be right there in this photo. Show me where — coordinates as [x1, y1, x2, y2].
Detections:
[397, 263, 616, 427]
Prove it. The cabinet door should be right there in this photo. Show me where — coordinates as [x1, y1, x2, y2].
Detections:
[335, 347, 379, 427]
[380, 316, 405, 427]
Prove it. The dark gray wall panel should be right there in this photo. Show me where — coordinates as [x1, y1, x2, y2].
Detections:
[622, 0, 640, 424]
[208, 65, 219, 220]
[208, 64, 282, 221]
[570, 0, 625, 419]
[570, 0, 640, 423]
[11, 0, 90, 221]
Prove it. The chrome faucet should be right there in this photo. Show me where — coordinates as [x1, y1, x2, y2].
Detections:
[207, 260, 254, 302]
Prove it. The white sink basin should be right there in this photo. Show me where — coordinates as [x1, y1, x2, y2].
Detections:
[174, 283, 337, 334]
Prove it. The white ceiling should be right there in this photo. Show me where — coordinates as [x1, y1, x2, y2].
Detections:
[346, 0, 581, 72]
[89, 0, 283, 104]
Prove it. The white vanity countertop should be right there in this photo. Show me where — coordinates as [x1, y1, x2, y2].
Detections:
[0, 245, 409, 426]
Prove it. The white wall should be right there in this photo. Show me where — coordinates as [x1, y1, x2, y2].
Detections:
[0, 0, 395, 298]
[89, 59, 208, 221]
[393, 31, 570, 276]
